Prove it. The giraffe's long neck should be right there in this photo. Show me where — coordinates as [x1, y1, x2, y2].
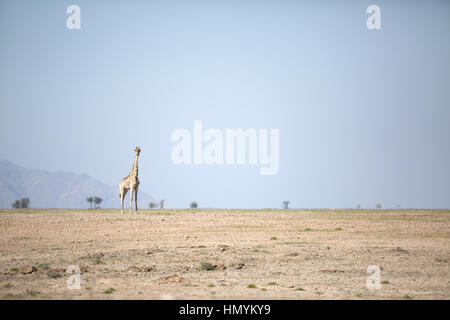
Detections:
[131, 155, 139, 176]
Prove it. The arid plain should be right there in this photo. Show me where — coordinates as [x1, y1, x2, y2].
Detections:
[0, 209, 448, 299]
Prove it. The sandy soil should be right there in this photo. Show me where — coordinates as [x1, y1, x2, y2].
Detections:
[0, 209, 448, 300]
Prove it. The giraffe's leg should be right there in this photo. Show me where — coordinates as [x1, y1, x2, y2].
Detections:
[134, 185, 139, 214]
[120, 187, 128, 214]
[129, 187, 134, 214]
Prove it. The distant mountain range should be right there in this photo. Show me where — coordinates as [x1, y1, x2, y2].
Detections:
[0, 160, 155, 209]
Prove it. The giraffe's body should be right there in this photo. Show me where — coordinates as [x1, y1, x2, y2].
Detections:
[120, 147, 141, 214]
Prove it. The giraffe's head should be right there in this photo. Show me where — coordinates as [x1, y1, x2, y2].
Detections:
[135, 146, 141, 156]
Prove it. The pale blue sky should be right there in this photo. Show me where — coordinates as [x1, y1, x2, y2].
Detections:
[0, 0, 449, 208]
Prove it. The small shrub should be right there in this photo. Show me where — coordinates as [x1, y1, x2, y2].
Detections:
[403, 295, 413, 300]
[47, 272, 62, 279]
[38, 263, 50, 270]
[200, 262, 215, 271]
[355, 293, 362, 297]
[381, 280, 390, 284]
[247, 284, 257, 289]
[335, 228, 343, 231]
[304, 228, 312, 231]
[270, 237, 277, 240]
[93, 259, 103, 265]
[103, 288, 115, 294]
[3, 283, 12, 288]
[261, 288, 267, 291]
[267, 282, 277, 286]
[207, 284, 215, 287]
[26, 289, 40, 296]
[296, 287, 304, 291]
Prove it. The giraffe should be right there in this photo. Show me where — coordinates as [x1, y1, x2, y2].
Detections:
[119, 147, 141, 214]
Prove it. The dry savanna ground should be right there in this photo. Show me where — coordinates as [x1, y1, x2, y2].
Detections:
[0, 209, 449, 300]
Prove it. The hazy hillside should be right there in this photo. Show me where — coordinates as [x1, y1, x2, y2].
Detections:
[0, 160, 155, 209]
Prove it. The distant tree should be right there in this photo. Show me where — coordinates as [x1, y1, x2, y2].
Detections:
[93, 197, 103, 209]
[190, 201, 198, 209]
[86, 197, 94, 209]
[160, 199, 165, 209]
[149, 202, 158, 209]
[20, 198, 30, 209]
[12, 200, 20, 209]
[376, 203, 382, 209]
[12, 198, 30, 209]
[356, 204, 361, 209]
[282, 201, 290, 209]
